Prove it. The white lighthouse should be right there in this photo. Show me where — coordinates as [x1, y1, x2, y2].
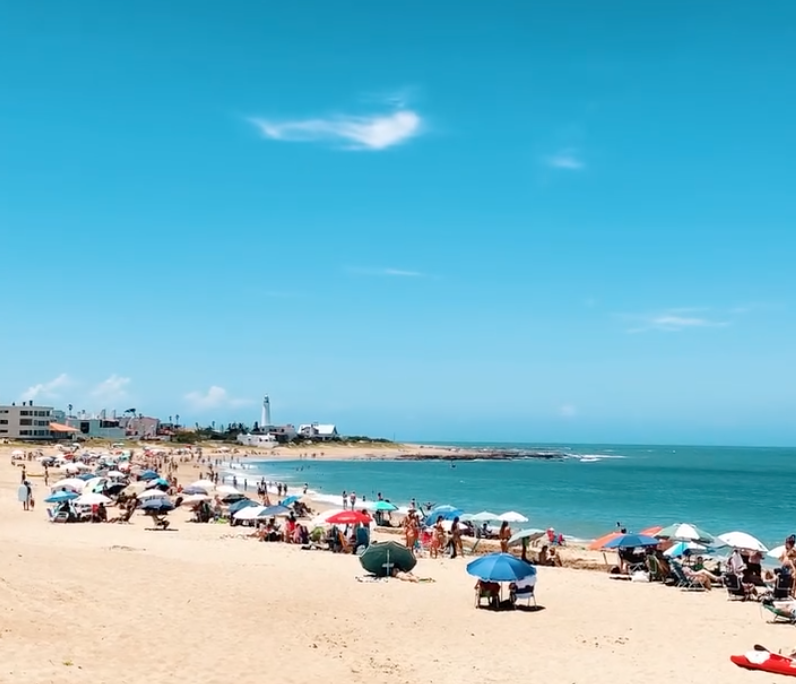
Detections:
[261, 395, 272, 429]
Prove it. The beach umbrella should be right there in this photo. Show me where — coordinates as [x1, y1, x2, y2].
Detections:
[664, 541, 708, 558]
[259, 505, 292, 518]
[121, 482, 147, 497]
[424, 505, 463, 526]
[360, 541, 417, 577]
[146, 477, 170, 490]
[51, 478, 85, 492]
[215, 484, 241, 495]
[372, 500, 398, 512]
[589, 531, 622, 551]
[498, 511, 529, 524]
[640, 525, 663, 536]
[310, 509, 345, 528]
[139, 470, 159, 481]
[189, 479, 215, 490]
[228, 499, 258, 515]
[220, 492, 247, 503]
[74, 492, 112, 506]
[716, 531, 769, 553]
[45, 490, 78, 504]
[181, 494, 211, 505]
[466, 553, 536, 583]
[326, 510, 371, 525]
[76, 472, 96, 481]
[603, 533, 660, 550]
[769, 545, 786, 560]
[508, 528, 546, 546]
[138, 488, 171, 500]
[234, 505, 267, 520]
[656, 523, 715, 544]
[182, 486, 208, 496]
[280, 495, 300, 507]
[107, 470, 126, 479]
[465, 511, 500, 522]
[139, 498, 174, 512]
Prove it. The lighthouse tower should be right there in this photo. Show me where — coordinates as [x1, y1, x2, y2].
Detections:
[261, 395, 272, 428]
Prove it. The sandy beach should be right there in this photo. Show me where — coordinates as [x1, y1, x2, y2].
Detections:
[1, 443, 790, 684]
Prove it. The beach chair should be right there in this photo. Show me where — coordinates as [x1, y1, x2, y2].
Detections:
[474, 581, 500, 609]
[724, 573, 752, 601]
[670, 562, 707, 591]
[646, 555, 664, 582]
[510, 582, 536, 608]
[762, 599, 796, 624]
[772, 573, 793, 600]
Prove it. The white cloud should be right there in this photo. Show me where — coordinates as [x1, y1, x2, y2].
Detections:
[559, 404, 578, 418]
[546, 149, 585, 170]
[91, 374, 131, 402]
[249, 109, 422, 150]
[20, 373, 70, 402]
[623, 309, 730, 333]
[184, 386, 249, 410]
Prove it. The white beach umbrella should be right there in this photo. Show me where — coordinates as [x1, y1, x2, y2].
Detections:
[74, 492, 112, 506]
[216, 484, 241, 495]
[233, 505, 267, 520]
[189, 479, 215, 490]
[181, 494, 211, 505]
[716, 531, 769, 553]
[11, 449, 23, 457]
[138, 489, 171, 500]
[63, 463, 81, 474]
[497, 511, 529, 523]
[464, 511, 500, 522]
[656, 523, 715, 543]
[118, 462, 131, 471]
[51, 478, 85, 492]
[74, 462, 92, 471]
[768, 545, 786, 560]
[82, 477, 105, 493]
[107, 470, 126, 479]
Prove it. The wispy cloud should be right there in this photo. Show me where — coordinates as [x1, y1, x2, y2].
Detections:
[621, 308, 730, 333]
[184, 386, 250, 410]
[91, 374, 131, 402]
[546, 149, 585, 170]
[559, 404, 578, 418]
[249, 108, 422, 151]
[348, 267, 427, 278]
[20, 373, 70, 402]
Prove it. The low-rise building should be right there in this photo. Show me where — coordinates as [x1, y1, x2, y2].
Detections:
[266, 424, 298, 443]
[0, 401, 55, 440]
[65, 412, 126, 440]
[298, 423, 339, 440]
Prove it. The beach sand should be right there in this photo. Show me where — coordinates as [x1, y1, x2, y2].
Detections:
[0, 444, 789, 684]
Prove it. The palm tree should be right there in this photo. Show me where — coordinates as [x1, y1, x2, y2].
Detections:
[67, 403, 73, 417]
[175, 413, 180, 427]
[169, 415, 173, 425]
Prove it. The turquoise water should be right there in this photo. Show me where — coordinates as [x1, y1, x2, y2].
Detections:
[244, 444, 796, 546]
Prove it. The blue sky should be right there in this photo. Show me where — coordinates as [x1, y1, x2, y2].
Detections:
[2, 2, 795, 445]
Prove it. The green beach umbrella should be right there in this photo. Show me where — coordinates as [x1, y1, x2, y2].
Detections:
[508, 528, 546, 547]
[656, 523, 715, 544]
[359, 541, 417, 577]
[372, 501, 398, 512]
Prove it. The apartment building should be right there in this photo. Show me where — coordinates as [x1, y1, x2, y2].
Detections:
[0, 402, 54, 440]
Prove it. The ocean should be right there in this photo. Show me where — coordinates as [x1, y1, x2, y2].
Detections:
[236, 443, 795, 547]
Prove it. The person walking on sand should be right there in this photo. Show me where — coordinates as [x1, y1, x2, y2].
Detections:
[342, 490, 348, 510]
[499, 521, 512, 553]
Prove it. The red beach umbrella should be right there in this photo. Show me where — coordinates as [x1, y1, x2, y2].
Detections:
[326, 510, 372, 525]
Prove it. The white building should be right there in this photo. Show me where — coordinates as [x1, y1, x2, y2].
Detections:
[298, 423, 339, 440]
[237, 433, 278, 448]
[65, 411, 126, 440]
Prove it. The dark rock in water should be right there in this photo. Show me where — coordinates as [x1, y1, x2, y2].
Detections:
[398, 450, 566, 462]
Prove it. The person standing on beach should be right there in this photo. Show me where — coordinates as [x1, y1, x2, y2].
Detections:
[499, 521, 512, 553]
[450, 517, 463, 558]
[342, 490, 347, 510]
[350, 491, 357, 509]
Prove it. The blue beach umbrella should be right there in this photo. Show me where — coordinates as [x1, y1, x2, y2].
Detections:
[182, 486, 208, 496]
[228, 499, 258, 515]
[45, 490, 79, 503]
[259, 505, 291, 518]
[146, 477, 170, 490]
[139, 498, 174, 512]
[280, 495, 300, 507]
[76, 473, 96, 481]
[466, 553, 536, 583]
[603, 533, 660, 550]
[425, 505, 463, 526]
[139, 470, 159, 481]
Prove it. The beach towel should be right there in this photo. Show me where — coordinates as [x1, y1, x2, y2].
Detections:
[356, 575, 388, 583]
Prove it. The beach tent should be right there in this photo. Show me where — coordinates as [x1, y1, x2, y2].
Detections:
[360, 541, 416, 577]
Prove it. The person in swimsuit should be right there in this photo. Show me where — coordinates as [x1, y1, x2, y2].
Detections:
[499, 521, 512, 553]
[431, 516, 445, 559]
